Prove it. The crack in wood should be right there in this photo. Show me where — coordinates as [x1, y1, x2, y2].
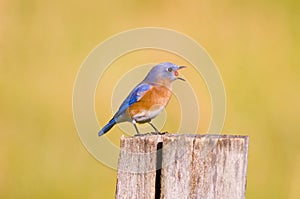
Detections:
[155, 142, 163, 199]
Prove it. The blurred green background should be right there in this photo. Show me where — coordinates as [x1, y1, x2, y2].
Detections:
[1, 0, 300, 198]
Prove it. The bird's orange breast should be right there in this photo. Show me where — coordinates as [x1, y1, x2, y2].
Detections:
[128, 85, 172, 118]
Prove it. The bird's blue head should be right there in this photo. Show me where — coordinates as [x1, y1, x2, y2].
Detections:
[143, 62, 186, 85]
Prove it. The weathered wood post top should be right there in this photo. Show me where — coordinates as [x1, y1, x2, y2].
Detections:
[116, 133, 249, 199]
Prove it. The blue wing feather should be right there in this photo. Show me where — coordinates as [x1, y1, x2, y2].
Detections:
[128, 84, 151, 105]
[114, 83, 151, 118]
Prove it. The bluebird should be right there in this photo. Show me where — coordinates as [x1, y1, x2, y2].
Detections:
[98, 62, 186, 136]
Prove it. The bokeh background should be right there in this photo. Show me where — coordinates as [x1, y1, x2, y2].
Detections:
[1, 0, 300, 198]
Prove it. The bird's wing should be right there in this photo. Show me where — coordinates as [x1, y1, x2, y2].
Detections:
[114, 83, 152, 118]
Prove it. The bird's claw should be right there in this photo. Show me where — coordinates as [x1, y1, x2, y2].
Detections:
[134, 132, 151, 137]
[133, 132, 166, 136]
[150, 131, 166, 135]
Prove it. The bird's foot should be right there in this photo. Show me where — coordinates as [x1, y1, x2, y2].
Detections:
[134, 132, 151, 137]
[150, 131, 166, 135]
[133, 132, 166, 136]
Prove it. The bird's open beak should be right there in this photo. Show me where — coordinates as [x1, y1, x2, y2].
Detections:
[176, 66, 186, 81]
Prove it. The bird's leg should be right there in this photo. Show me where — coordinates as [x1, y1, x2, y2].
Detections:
[132, 120, 140, 135]
[148, 121, 159, 133]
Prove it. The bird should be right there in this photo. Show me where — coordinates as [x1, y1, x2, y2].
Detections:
[98, 62, 186, 136]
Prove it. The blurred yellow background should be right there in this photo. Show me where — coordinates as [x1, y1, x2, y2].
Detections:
[1, 0, 300, 198]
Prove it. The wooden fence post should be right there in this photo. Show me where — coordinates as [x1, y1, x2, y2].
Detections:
[115, 134, 249, 199]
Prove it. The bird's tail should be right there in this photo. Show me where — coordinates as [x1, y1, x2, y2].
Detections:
[98, 118, 116, 136]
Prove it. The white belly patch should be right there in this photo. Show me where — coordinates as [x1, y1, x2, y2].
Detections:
[133, 106, 164, 122]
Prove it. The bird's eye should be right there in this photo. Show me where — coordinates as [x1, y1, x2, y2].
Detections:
[167, 67, 173, 72]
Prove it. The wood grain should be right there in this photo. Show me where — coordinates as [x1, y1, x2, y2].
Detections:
[115, 134, 249, 199]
